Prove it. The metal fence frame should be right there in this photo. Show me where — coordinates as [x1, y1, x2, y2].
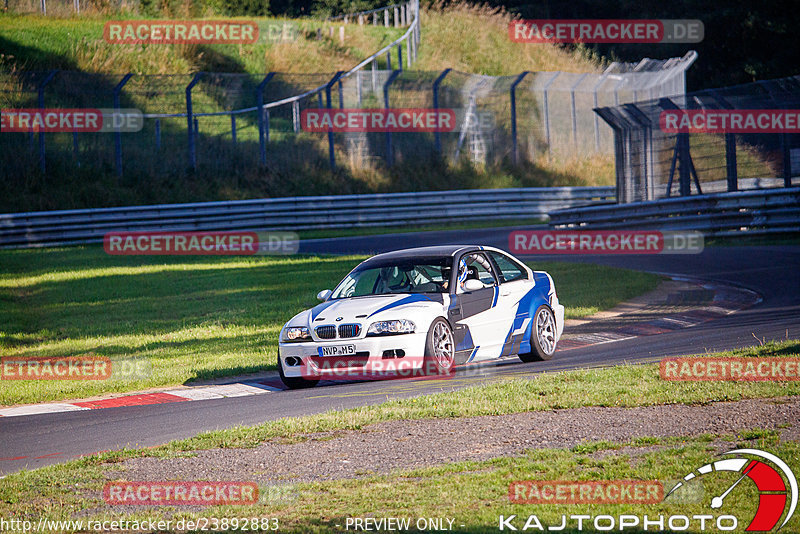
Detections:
[596, 75, 800, 203]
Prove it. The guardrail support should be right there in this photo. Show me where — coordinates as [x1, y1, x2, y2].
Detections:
[113, 72, 134, 179]
[383, 69, 402, 166]
[432, 68, 451, 154]
[230, 115, 237, 145]
[185, 72, 204, 171]
[256, 72, 276, 166]
[509, 71, 529, 164]
[325, 71, 344, 170]
[37, 70, 58, 175]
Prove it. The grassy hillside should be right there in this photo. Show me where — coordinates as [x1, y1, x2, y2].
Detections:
[0, 4, 613, 213]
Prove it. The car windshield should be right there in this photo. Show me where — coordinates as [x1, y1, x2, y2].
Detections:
[330, 257, 452, 299]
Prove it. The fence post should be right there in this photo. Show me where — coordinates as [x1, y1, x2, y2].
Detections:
[325, 71, 344, 170]
[185, 72, 204, 170]
[155, 119, 161, 149]
[384, 8, 389, 27]
[541, 72, 559, 157]
[72, 131, 79, 166]
[356, 71, 362, 106]
[113, 72, 133, 179]
[230, 115, 236, 145]
[709, 90, 738, 191]
[570, 73, 588, 149]
[371, 60, 377, 93]
[383, 69, 401, 166]
[590, 73, 610, 151]
[397, 44, 402, 73]
[40, 0, 45, 14]
[394, 6, 399, 27]
[256, 72, 275, 166]
[293, 101, 300, 133]
[338, 77, 344, 108]
[510, 71, 529, 165]
[37, 70, 58, 175]
[74, 0, 79, 13]
[386, 50, 392, 70]
[432, 68, 451, 154]
[407, 33, 412, 68]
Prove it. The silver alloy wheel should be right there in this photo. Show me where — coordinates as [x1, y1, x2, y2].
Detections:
[432, 321, 454, 368]
[536, 307, 556, 355]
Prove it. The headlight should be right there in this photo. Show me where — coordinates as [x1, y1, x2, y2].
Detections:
[283, 326, 310, 341]
[367, 319, 416, 336]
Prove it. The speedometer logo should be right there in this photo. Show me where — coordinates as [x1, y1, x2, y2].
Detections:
[667, 449, 798, 531]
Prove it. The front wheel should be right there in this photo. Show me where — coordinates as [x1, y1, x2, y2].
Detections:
[424, 318, 455, 375]
[519, 305, 557, 362]
[278, 357, 319, 389]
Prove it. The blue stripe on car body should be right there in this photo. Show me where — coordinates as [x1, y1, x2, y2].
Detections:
[367, 294, 433, 318]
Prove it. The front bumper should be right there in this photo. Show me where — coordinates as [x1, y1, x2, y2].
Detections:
[279, 331, 428, 380]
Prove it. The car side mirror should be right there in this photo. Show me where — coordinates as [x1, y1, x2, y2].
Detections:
[316, 289, 332, 301]
[463, 279, 484, 292]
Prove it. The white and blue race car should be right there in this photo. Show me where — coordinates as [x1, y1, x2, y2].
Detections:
[278, 245, 565, 388]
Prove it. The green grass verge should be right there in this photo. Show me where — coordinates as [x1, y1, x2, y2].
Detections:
[0, 246, 658, 405]
[0, 341, 798, 530]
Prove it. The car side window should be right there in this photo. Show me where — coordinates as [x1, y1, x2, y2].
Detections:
[489, 251, 528, 283]
[457, 253, 498, 292]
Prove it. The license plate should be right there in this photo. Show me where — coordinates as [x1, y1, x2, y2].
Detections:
[318, 344, 356, 357]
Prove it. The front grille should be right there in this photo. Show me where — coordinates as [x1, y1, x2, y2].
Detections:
[315, 325, 337, 339]
[338, 324, 361, 338]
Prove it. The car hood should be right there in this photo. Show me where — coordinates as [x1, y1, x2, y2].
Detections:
[292, 293, 443, 328]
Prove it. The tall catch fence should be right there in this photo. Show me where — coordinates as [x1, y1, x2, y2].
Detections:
[1, 0, 694, 183]
[596, 75, 800, 203]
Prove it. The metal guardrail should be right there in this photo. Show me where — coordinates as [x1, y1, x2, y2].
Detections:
[548, 187, 800, 236]
[0, 187, 615, 248]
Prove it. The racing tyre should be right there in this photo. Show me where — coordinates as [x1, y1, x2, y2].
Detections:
[278, 357, 319, 389]
[424, 318, 455, 375]
[519, 305, 557, 362]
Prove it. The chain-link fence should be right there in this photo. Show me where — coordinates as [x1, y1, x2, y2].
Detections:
[596, 76, 800, 203]
[0, 51, 694, 185]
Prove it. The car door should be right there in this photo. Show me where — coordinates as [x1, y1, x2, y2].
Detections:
[449, 252, 503, 363]
[487, 250, 535, 357]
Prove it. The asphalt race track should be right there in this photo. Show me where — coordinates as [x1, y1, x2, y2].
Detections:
[1, 227, 798, 476]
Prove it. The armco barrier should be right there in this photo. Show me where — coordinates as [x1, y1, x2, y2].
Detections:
[0, 186, 614, 248]
[548, 187, 800, 236]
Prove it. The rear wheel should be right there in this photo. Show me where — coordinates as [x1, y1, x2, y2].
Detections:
[278, 357, 319, 389]
[424, 318, 455, 375]
[519, 305, 557, 362]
